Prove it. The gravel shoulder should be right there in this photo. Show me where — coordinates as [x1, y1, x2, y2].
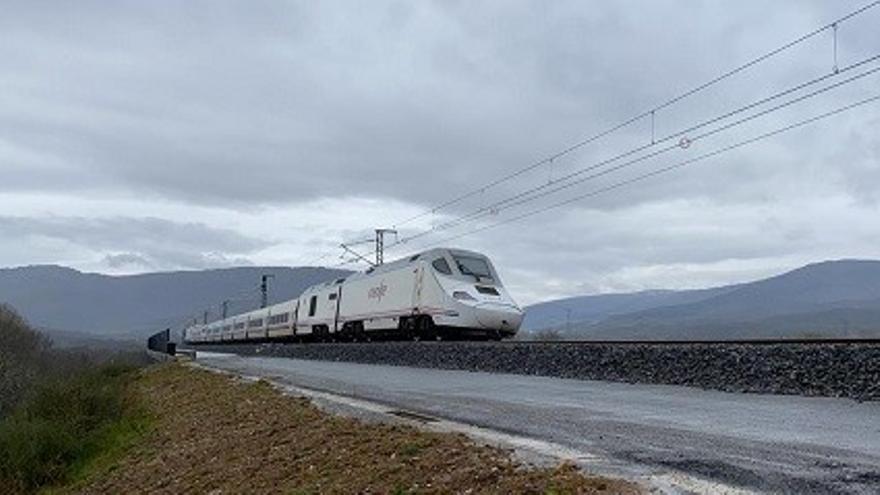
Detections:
[194, 341, 880, 401]
[70, 363, 639, 494]
[194, 352, 880, 494]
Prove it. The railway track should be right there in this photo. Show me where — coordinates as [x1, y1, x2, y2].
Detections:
[192, 336, 880, 346]
[190, 338, 880, 401]
[506, 338, 880, 345]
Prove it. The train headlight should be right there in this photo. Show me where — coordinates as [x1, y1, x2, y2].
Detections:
[452, 291, 476, 301]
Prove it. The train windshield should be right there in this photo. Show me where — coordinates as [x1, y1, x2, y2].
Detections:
[453, 255, 495, 283]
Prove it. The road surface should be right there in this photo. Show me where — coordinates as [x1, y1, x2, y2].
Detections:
[195, 352, 880, 494]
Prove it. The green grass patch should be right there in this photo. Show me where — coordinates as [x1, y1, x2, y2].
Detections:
[0, 364, 149, 494]
[61, 405, 152, 490]
[398, 443, 422, 457]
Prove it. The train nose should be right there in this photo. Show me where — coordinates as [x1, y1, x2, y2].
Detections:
[474, 302, 523, 330]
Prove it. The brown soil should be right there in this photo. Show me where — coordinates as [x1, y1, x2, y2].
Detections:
[72, 363, 640, 494]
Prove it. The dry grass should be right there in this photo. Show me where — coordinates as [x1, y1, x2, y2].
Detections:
[72, 363, 639, 494]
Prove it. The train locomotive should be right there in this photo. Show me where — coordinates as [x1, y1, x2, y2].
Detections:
[184, 247, 523, 343]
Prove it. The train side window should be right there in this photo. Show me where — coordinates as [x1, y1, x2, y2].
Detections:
[308, 295, 317, 316]
[432, 257, 452, 275]
[329, 292, 337, 301]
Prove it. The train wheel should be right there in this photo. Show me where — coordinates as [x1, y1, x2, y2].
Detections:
[353, 322, 367, 342]
[316, 326, 331, 343]
[400, 317, 417, 341]
[416, 316, 437, 341]
[338, 323, 353, 343]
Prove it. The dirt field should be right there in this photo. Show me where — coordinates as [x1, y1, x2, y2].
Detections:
[69, 362, 638, 494]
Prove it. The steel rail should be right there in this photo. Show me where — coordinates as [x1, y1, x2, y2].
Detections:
[504, 338, 880, 345]
[190, 337, 880, 346]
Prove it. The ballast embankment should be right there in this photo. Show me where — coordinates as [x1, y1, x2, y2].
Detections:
[193, 341, 880, 401]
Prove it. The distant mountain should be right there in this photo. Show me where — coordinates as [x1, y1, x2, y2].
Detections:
[524, 260, 880, 340]
[522, 286, 738, 331]
[0, 265, 350, 341]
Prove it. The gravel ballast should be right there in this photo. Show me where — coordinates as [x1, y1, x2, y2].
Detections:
[193, 341, 880, 401]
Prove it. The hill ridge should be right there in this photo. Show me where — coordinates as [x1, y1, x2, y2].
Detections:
[0, 264, 351, 341]
[524, 259, 880, 340]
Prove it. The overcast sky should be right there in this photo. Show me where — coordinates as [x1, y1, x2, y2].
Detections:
[1, 0, 879, 304]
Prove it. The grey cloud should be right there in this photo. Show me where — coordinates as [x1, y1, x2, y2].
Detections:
[2, 0, 877, 212]
[0, 216, 265, 251]
[0, 216, 269, 271]
[144, 251, 257, 271]
[101, 251, 254, 271]
[1, 1, 879, 302]
[103, 252, 153, 269]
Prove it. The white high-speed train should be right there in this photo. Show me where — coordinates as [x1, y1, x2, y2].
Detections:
[184, 247, 523, 343]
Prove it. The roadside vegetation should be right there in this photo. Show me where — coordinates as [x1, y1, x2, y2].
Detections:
[2, 304, 635, 493]
[0, 304, 151, 494]
[76, 363, 639, 494]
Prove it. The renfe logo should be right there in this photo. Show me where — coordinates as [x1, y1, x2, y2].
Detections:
[367, 281, 388, 302]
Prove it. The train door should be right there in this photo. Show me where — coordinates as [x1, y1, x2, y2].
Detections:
[308, 294, 318, 318]
[411, 263, 425, 311]
[332, 285, 343, 333]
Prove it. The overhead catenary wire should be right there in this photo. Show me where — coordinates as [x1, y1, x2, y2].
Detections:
[390, 0, 880, 230]
[185, 7, 880, 332]
[298, 1, 880, 269]
[300, 252, 335, 267]
[181, 278, 268, 329]
[331, 255, 374, 269]
[300, 233, 378, 268]
[406, 93, 880, 250]
[299, 235, 374, 267]
[390, 57, 880, 246]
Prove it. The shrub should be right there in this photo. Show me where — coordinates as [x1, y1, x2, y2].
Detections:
[0, 417, 80, 492]
[0, 304, 150, 492]
[0, 305, 51, 417]
[0, 364, 143, 492]
[24, 372, 126, 435]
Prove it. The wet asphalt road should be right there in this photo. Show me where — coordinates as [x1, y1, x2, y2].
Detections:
[196, 352, 880, 494]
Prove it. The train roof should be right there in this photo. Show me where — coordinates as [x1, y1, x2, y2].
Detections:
[360, 247, 488, 276]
